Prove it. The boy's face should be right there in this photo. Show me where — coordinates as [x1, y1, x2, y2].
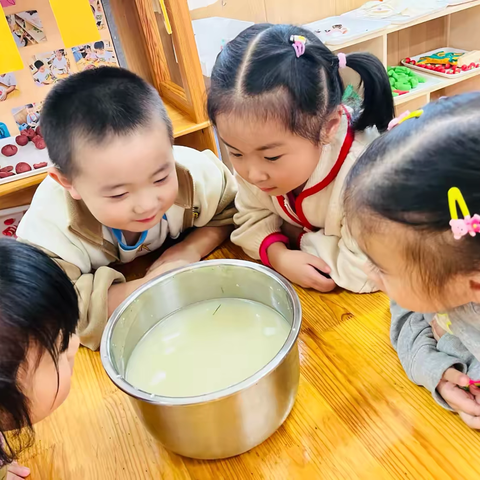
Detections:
[39, 65, 46, 73]
[56, 51, 63, 59]
[62, 120, 177, 233]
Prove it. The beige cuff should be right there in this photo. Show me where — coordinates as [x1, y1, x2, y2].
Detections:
[77, 266, 126, 351]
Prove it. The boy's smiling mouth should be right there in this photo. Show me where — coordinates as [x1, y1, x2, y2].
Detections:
[135, 214, 158, 224]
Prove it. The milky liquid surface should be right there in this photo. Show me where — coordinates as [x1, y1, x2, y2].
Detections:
[125, 298, 291, 397]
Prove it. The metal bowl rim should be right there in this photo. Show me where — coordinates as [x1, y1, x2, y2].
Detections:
[100, 259, 302, 406]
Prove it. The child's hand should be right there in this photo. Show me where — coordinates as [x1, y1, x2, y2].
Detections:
[147, 259, 192, 280]
[437, 368, 480, 428]
[6, 462, 30, 479]
[147, 244, 201, 276]
[270, 247, 336, 292]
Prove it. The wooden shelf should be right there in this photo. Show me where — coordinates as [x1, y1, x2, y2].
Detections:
[165, 99, 210, 137]
[394, 67, 480, 105]
[330, 0, 480, 51]
[0, 173, 47, 198]
[327, 0, 480, 115]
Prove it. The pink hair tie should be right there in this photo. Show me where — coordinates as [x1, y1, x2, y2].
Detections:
[290, 35, 306, 58]
[337, 53, 347, 69]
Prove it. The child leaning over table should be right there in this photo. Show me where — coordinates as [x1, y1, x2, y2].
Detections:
[0, 239, 80, 480]
[17, 67, 236, 351]
[208, 24, 395, 294]
[344, 93, 480, 429]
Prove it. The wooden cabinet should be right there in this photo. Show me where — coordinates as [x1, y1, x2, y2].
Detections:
[191, 0, 480, 116]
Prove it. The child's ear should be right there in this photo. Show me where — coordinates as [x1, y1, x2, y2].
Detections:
[322, 106, 343, 145]
[49, 167, 82, 200]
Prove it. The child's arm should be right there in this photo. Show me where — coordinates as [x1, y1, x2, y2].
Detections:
[390, 301, 480, 416]
[232, 176, 335, 291]
[147, 225, 232, 273]
[230, 175, 283, 259]
[148, 147, 236, 272]
[299, 219, 377, 293]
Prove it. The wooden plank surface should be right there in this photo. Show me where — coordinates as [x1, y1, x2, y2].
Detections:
[20, 242, 480, 479]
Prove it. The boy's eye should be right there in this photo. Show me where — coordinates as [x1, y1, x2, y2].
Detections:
[155, 175, 168, 184]
[229, 152, 242, 158]
[265, 155, 283, 161]
[109, 192, 127, 199]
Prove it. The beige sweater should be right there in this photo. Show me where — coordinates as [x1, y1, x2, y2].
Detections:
[231, 113, 378, 293]
[17, 146, 237, 350]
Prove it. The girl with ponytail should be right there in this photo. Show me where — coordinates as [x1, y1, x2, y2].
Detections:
[208, 24, 394, 293]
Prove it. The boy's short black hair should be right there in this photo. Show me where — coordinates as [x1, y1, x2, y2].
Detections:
[94, 41, 105, 50]
[41, 66, 174, 178]
[26, 103, 34, 109]
[34, 60, 44, 69]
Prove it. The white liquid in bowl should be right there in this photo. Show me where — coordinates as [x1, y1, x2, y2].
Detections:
[125, 298, 291, 397]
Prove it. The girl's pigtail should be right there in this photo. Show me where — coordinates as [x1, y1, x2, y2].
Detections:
[344, 53, 394, 132]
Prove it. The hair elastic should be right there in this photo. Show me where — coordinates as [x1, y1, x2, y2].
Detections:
[387, 109, 423, 131]
[290, 35, 306, 58]
[448, 186, 480, 240]
[337, 53, 347, 69]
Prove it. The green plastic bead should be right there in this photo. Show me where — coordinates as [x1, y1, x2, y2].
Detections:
[395, 82, 412, 91]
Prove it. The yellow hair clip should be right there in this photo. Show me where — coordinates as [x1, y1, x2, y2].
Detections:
[448, 187, 480, 240]
[397, 109, 423, 126]
[448, 187, 470, 220]
[387, 109, 424, 130]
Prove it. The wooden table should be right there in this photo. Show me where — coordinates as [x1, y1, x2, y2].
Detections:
[21, 243, 480, 479]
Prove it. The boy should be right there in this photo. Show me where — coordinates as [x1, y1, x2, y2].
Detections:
[94, 41, 113, 63]
[51, 49, 70, 75]
[0, 72, 17, 101]
[26, 103, 40, 127]
[33, 60, 52, 85]
[17, 67, 236, 350]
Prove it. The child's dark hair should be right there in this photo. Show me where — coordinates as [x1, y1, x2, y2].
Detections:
[41, 67, 174, 178]
[0, 239, 79, 464]
[345, 92, 480, 291]
[208, 24, 394, 143]
[93, 41, 104, 50]
[34, 60, 44, 69]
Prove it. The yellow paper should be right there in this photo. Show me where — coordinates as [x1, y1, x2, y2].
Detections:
[49, 0, 101, 49]
[0, 13, 24, 74]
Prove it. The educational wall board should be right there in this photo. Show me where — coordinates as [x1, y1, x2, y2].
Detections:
[0, 0, 117, 139]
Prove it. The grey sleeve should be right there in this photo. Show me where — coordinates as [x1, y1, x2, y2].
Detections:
[390, 301, 468, 410]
